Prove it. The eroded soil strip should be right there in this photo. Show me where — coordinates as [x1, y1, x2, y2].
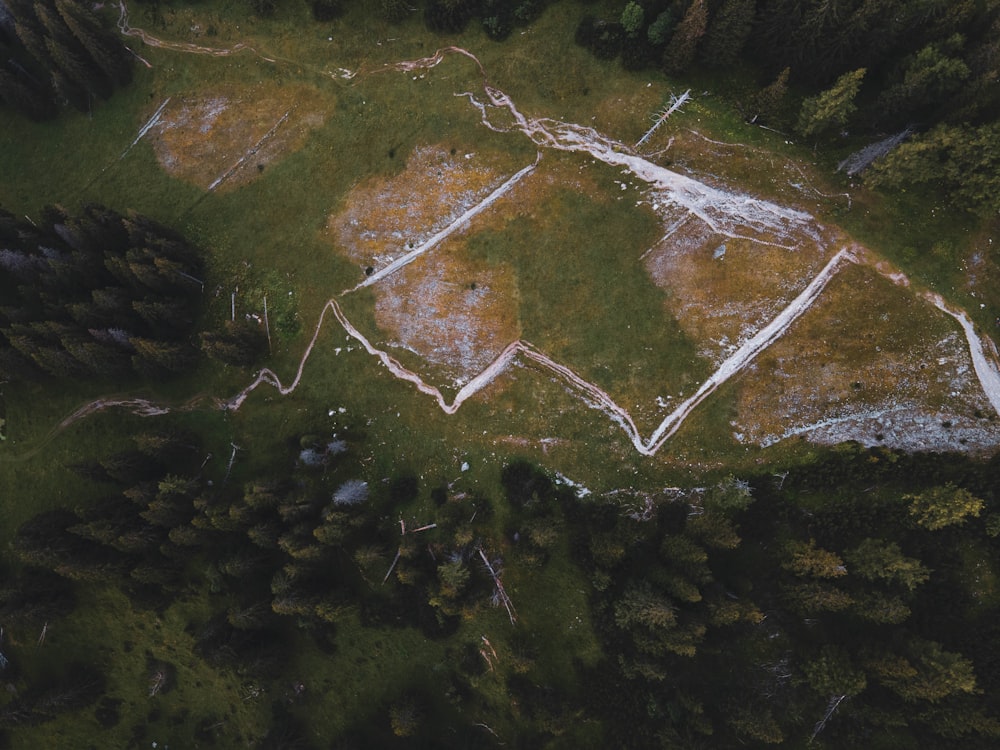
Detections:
[116, 1, 276, 62]
[643, 247, 856, 453]
[341, 154, 540, 295]
[40, 36, 1000, 456]
[120, 97, 171, 160]
[225, 250, 853, 455]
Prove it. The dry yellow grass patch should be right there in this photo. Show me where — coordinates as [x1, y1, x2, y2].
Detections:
[150, 83, 326, 191]
[645, 220, 839, 362]
[374, 243, 521, 380]
[327, 145, 514, 273]
[734, 263, 998, 449]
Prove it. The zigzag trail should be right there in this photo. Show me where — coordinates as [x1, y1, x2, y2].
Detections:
[221, 48, 1000, 454]
[16, 42, 1000, 457]
[224, 249, 857, 455]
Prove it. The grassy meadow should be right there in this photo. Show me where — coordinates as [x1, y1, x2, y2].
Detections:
[1, 0, 998, 746]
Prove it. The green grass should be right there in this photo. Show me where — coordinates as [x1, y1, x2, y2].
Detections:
[1, 1, 998, 745]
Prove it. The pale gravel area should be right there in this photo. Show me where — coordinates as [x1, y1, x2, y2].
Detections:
[62, 36, 1000, 457]
[224, 50, 1000, 456]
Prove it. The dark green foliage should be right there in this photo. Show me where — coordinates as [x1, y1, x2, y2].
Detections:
[6, 408, 1000, 748]
[575, 15, 625, 60]
[700, 0, 755, 68]
[796, 67, 866, 140]
[0, 565, 75, 631]
[309, 0, 343, 21]
[424, 0, 473, 33]
[562, 445, 1000, 746]
[868, 122, 1000, 215]
[744, 65, 789, 124]
[0, 662, 106, 728]
[200, 318, 268, 367]
[0, 205, 203, 382]
[661, 0, 708, 74]
[0, 0, 132, 118]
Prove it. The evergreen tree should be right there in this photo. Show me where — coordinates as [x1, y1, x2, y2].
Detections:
[35, 2, 111, 101]
[867, 639, 977, 703]
[746, 66, 790, 124]
[53, 0, 131, 87]
[796, 67, 866, 140]
[200, 319, 268, 367]
[868, 122, 1000, 214]
[700, 0, 755, 68]
[620, 1, 643, 38]
[662, 0, 708, 74]
[803, 645, 868, 697]
[905, 483, 984, 530]
[877, 37, 971, 123]
[0, 67, 55, 119]
[845, 538, 930, 591]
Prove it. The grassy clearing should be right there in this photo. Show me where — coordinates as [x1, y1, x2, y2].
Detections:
[1, 2, 999, 743]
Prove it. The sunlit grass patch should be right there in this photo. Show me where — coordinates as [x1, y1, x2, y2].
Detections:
[148, 82, 328, 192]
[733, 262, 1000, 452]
[326, 143, 517, 276]
[645, 220, 841, 363]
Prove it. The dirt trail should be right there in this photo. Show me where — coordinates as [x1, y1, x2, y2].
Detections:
[116, 1, 276, 62]
[225, 249, 854, 455]
[30, 38, 1000, 457]
[341, 154, 540, 294]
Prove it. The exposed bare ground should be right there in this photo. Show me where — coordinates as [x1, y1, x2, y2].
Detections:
[223, 49, 1000, 456]
[735, 262, 1000, 452]
[327, 145, 516, 280]
[37, 35, 1000, 457]
[148, 85, 325, 192]
[374, 247, 521, 381]
[643, 217, 843, 363]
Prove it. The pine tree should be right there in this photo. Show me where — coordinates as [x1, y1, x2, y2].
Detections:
[662, 0, 708, 74]
[130, 337, 199, 376]
[37, 3, 111, 101]
[803, 645, 868, 697]
[53, 0, 131, 87]
[870, 122, 1000, 213]
[746, 66, 790, 124]
[200, 319, 268, 367]
[877, 38, 971, 122]
[701, 0, 755, 68]
[796, 67, 866, 140]
[845, 538, 930, 591]
[905, 483, 984, 530]
[0, 67, 56, 119]
[867, 639, 977, 703]
[782, 539, 847, 578]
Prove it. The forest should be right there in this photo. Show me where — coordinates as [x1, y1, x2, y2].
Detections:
[1, 0, 1000, 747]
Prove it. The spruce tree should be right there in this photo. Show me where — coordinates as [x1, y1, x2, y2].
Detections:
[700, 0, 755, 68]
[796, 67, 866, 140]
[662, 0, 708, 75]
[53, 0, 131, 87]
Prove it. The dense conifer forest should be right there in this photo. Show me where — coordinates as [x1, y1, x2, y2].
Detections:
[1, 0, 999, 747]
[4, 419, 1000, 746]
[0, 205, 204, 381]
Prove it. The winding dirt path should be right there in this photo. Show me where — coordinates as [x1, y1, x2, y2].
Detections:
[18, 36, 1000, 458]
[223, 248, 866, 456]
